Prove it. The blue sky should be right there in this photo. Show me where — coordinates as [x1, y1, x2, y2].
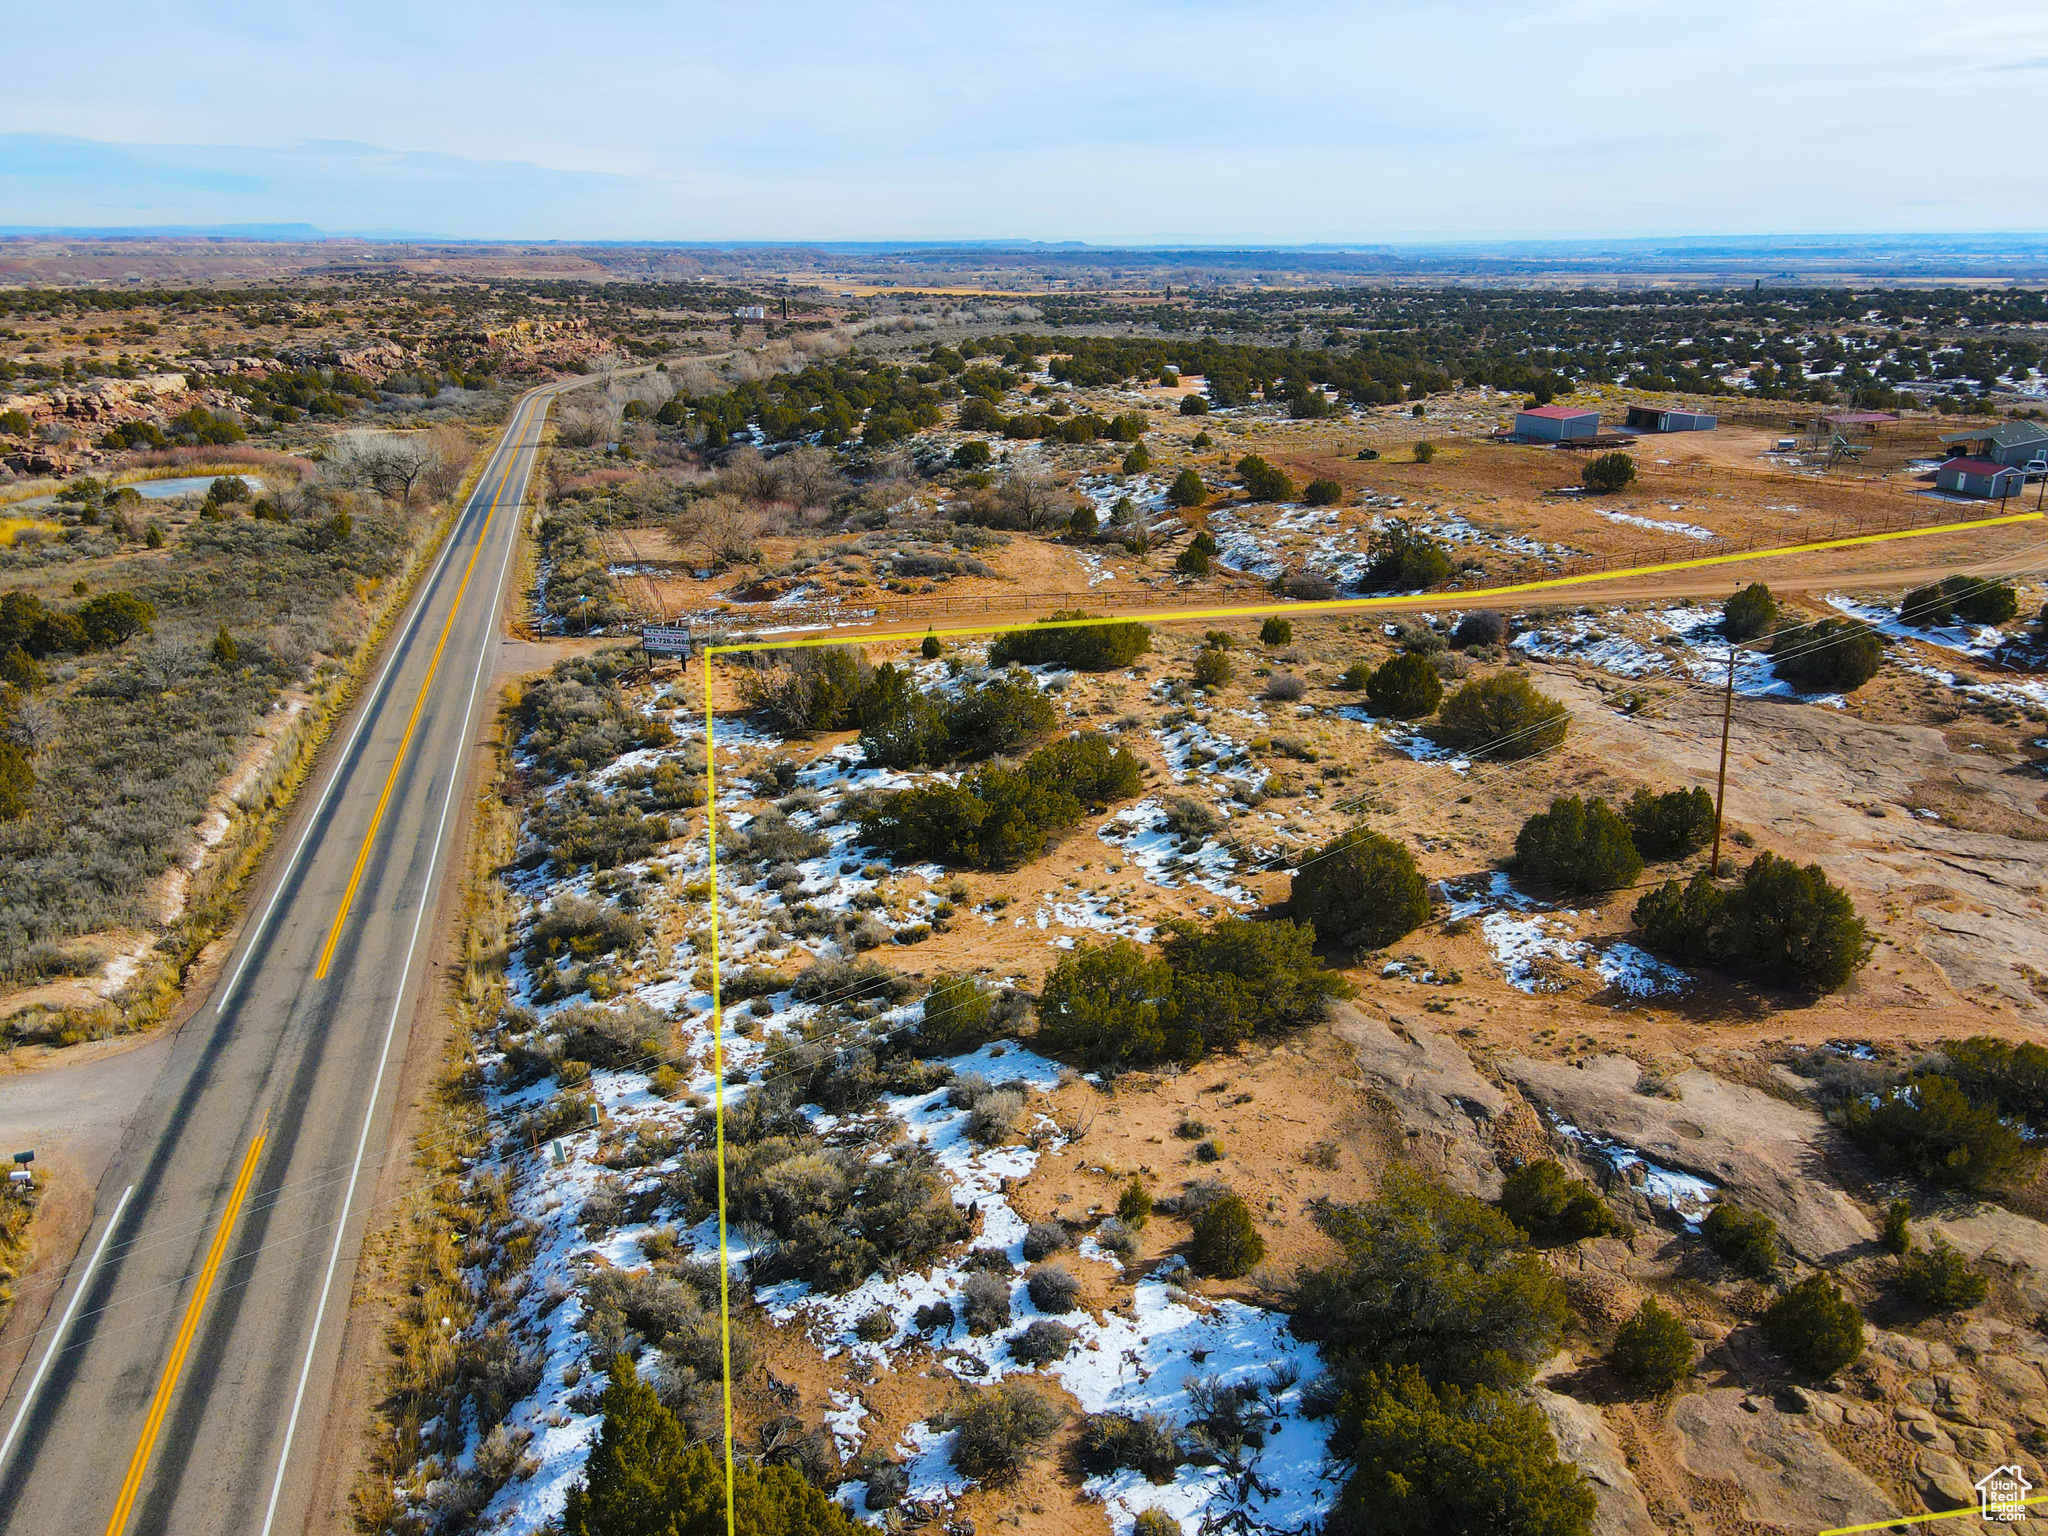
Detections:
[3, 0, 2044, 241]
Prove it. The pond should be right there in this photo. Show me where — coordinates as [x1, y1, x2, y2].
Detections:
[5, 473, 268, 510]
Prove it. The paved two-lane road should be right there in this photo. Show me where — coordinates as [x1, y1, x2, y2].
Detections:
[0, 383, 563, 1535]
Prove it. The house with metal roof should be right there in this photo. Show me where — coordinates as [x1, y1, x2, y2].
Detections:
[1935, 457, 2026, 499]
[1939, 421, 2048, 468]
[1513, 405, 1600, 441]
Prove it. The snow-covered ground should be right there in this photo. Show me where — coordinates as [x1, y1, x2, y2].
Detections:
[1439, 874, 1690, 998]
[384, 670, 1341, 1533]
[1510, 605, 1848, 705]
[1595, 508, 1717, 542]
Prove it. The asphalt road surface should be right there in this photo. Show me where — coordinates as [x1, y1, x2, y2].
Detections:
[0, 383, 562, 1536]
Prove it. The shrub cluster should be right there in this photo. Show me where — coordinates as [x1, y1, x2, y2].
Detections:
[1897, 1235, 1989, 1312]
[1632, 852, 1872, 991]
[1433, 673, 1569, 759]
[1761, 1275, 1865, 1378]
[565, 1361, 858, 1536]
[1036, 914, 1351, 1070]
[1235, 454, 1295, 502]
[1623, 787, 1716, 860]
[1295, 1171, 1591, 1536]
[856, 665, 1055, 768]
[1840, 1074, 2038, 1193]
[1499, 1160, 1620, 1246]
[1290, 827, 1432, 952]
[0, 588, 156, 659]
[1902, 575, 2020, 627]
[1362, 518, 1453, 592]
[1364, 652, 1443, 718]
[518, 650, 675, 774]
[1452, 610, 1507, 649]
[856, 731, 1142, 869]
[987, 610, 1151, 671]
[1514, 796, 1643, 893]
[1771, 616, 1884, 692]
[1581, 451, 1636, 494]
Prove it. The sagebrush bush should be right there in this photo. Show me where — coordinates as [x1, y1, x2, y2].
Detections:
[1291, 827, 1431, 951]
[962, 1271, 1012, 1335]
[1076, 1411, 1182, 1480]
[1434, 672, 1569, 759]
[1008, 1318, 1077, 1365]
[1021, 1221, 1069, 1262]
[1260, 615, 1293, 646]
[1265, 672, 1306, 701]
[948, 1381, 1064, 1484]
[1026, 1263, 1081, 1313]
[1514, 795, 1643, 893]
[1452, 609, 1507, 648]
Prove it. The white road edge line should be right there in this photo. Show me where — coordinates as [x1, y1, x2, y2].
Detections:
[0, 1183, 137, 1472]
[257, 393, 543, 1536]
[214, 407, 525, 1018]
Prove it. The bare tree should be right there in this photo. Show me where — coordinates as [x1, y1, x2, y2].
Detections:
[325, 430, 440, 505]
[717, 446, 782, 504]
[423, 424, 473, 500]
[774, 445, 843, 510]
[666, 493, 760, 571]
[999, 469, 1071, 532]
[2, 695, 58, 755]
[134, 639, 201, 694]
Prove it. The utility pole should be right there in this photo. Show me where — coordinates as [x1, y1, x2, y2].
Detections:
[1710, 640, 1737, 878]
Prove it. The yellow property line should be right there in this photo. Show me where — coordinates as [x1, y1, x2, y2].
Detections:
[691, 503, 2045, 1530]
[313, 403, 529, 978]
[103, 1116, 269, 1536]
[701, 649, 737, 1536]
[705, 509, 2045, 656]
[1820, 1487, 2048, 1534]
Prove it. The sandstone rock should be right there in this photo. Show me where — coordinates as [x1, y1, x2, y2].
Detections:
[1842, 1402, 1884, 1428]
[1916, 1449, 1975, 1510]
[1499, 1054, 1875, 1261]
[1978, 1354, 2045, 1398]
[1537, 1391, 1657, 1536]
[1777, 1384, 1845, 1424]
[1674, 1389, 1894, 1530]
[1873, 1332, 1936, 1374]
[1334, 1006, 1506, 1197]
[1896, 1405, 1955, 1452]
[1902, 1377, 1939, 1407]
[1950, 1423, 2006, 1459]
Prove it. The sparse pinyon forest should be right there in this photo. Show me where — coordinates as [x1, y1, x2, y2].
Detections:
[4, 251, 2048, 1536]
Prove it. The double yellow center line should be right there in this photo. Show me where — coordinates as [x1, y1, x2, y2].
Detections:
[102, 1117, 268, 1536]
[313, 403, 531, 978]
